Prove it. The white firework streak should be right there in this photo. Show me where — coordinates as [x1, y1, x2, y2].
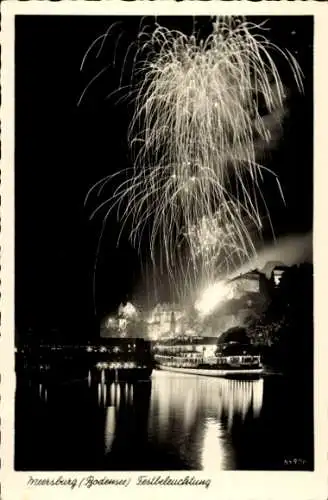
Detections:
[186, 206, 254, 271]
[83, 17, 303, 305]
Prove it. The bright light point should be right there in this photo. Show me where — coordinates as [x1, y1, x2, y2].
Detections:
[119, 301, 138, 319]
[201, 418, 225, 471]
[195, 281, 232, 316]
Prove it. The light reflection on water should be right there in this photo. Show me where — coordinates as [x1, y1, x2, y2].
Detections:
[92, 370, 263, 470]
[16, 369, 270, 470]
[201, 418, 225, 471]
[105, 406, 116, 454]
[147, 371, 264, 470]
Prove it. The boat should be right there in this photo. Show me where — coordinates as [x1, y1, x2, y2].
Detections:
[16, 337, 153, 382]
[153, 335, 263, 378]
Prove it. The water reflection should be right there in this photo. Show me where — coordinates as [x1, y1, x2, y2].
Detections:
[201, 418, 225, 471]
[147, 371, 264, 470]
[15, 369, 271, 471]
[96, 377, 134, 409]
[105, 407, 116, 453]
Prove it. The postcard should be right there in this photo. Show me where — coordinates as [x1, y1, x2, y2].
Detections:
[1, 1, 327, 500]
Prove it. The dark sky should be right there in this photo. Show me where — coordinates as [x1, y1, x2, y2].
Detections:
[15, 15, 313, 337]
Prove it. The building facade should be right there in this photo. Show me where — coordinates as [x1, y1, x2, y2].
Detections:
[146, 303, 184, 340]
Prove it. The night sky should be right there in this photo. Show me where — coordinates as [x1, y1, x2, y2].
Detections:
[15, 16, 313, 339]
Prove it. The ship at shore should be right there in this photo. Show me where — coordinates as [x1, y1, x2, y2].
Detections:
[15, 337, 154, 382]
[153, 335, 263, 378]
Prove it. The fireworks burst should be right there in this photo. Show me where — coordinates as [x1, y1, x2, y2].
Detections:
[82, 16, 303, 307]
[186, 205, 257, 279]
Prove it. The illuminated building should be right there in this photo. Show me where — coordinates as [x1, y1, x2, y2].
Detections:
[229, 270, 262, 296]
[271, 265, 288, 287]
[100, 303, 141, 338]
[146, 303, 183, 340]
[100, 316, 119, 338]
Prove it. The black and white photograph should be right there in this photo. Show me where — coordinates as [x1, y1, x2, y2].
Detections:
[13, 11, 315, 474]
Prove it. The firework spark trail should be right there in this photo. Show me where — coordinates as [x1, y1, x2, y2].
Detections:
[183, 205, 259, 299]
[187, 208, 255, 270]
[125, 18, 302, 276]
[82, 17, 303, 307]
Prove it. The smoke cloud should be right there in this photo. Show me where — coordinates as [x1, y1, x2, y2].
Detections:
[228, 231, 312, 280]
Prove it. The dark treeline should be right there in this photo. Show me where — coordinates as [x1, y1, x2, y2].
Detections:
[247, 262, 313, 375]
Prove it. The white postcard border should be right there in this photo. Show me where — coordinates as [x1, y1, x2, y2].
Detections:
[1, 2, 327, 500]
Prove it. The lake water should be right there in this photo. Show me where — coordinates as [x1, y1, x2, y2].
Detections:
[15, 369, 313, 471]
